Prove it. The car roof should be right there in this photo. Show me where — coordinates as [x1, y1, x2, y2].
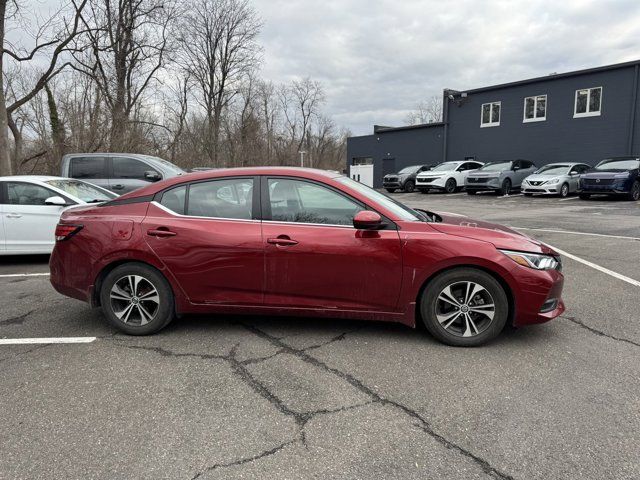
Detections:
[114, 167, 344, 200]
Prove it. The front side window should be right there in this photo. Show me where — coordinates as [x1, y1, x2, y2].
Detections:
[70, 157, 105, 179]
[523, 95, 547, 122]
[187, 178, 253, 219]
[268, 178, 363, 226]
[574, 87, 602, 117]
[5, 182, 57, 205]
[481, 102, 501, 127]
[112, 157, 160, 180]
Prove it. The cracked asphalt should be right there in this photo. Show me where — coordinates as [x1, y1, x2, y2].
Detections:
[1, 193, 639, 479]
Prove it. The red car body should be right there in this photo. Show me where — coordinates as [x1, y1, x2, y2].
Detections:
[50, 167, 564, 330]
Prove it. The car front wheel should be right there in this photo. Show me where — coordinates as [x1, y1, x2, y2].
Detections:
[559, 183, 570, 198]
[420, 268, 509, 346]
[628, 181, 640, 201]
[100, 263, 175, 335]
[499, 178, 511, 196]
[444, 178, 457, 193]
[404, 180, 415, 193]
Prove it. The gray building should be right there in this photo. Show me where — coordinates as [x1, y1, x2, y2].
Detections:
[347, 59, 640, 187]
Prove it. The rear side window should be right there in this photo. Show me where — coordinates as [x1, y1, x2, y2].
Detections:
[113, 157, 159, 180]
[187, 178, 253, 219]
[160, 186, 187, 215]
[70, 157, 105, 179]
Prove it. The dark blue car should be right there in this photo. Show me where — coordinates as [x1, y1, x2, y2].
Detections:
[579, 157, 640, 201]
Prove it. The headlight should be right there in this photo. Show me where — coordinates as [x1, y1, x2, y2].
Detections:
[614, 172, 630, 179]
[548, 177, 559, 184]
[499, 249, 559, 270]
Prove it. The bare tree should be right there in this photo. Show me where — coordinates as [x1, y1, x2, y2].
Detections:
[405, 95, 443, 125]
[177, 0, 261, 166]
[0, 0, 87, 175]
[72, 0, 176, 151]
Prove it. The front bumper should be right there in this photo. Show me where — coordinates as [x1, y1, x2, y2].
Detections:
[512, 268, 565, 327]
[383, 181, 402, 189]
[416, 177, 446, 189]
[578, 185, 630, 195]
[465, 178, 501, 191]
[522, 184, 561, 194]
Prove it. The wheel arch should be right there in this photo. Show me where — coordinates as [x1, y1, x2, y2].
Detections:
[413, 263, 515, 329]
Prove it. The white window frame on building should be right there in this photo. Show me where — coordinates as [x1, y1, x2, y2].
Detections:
[480, 102, 501, 127]
[574, 87, 602, 118]
[523, 95, 547, 122]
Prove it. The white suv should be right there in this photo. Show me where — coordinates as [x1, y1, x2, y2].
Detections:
[416, 161, 484, 194]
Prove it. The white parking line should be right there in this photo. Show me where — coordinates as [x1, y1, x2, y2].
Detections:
[501, 194, 523, 198]
[547, 245, 640, 288]
[514, 227, 640, 241]
[0, 273, 50, 278]
[0, 337, 96, 345]
[559, 196, 580, 202]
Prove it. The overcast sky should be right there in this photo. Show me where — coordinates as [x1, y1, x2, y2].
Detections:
[252, 0, 640, 135]
[27, 0, 640, 135]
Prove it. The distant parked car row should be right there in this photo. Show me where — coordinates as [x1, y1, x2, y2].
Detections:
[383, 156, 640, 200]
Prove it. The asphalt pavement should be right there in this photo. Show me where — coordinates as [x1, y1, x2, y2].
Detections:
[0, 192, 638, 479]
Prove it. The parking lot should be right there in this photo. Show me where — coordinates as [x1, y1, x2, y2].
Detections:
[1, 193, 638, 479]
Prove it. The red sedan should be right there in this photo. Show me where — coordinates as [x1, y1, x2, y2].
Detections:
[50, 167, 565, 346]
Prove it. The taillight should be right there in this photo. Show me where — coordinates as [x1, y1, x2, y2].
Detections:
[55, 224, 83, 241]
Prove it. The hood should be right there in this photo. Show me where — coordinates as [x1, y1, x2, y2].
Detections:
[524, 173, 565, 182]
[467, 171, 501, 177]
[581, 170, 631, 178]
[430, 212, 555, 254]
[418, 171, 448, 177]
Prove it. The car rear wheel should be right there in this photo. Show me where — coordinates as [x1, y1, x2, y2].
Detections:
[385, 188, 396, 193]
[499, 178, 511, 196]
[403, 180, 415, 193]
[420, 268, 509, 347]
[559, 183, 570, 198]
[100, 263, 175, 335]
[579, 193, 591, 200]
[444, 178, 457, 193]
[628, 181, 640, 201]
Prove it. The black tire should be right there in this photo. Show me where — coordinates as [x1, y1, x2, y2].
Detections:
[499, 178, 512, 196]
[444, 178, 457, 194]
[100, 262, 175, 335]
[628, 181, 640, 201]
[579, 193, 590, 200]
[466, 190, 477, 195]
[419, 268, 509, 347]
[559, 183, 570, 198]
[403, 180, 415, 193]
[385, 188, 396, 193]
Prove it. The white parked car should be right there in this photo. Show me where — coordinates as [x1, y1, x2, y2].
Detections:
[416, 160, 484, 193]
[0, 176, 117, 255]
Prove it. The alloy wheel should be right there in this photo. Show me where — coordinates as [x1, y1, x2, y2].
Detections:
[109, 275, 160, 326]
[560, 183, 569, 197]
[435, 281, 495, 337]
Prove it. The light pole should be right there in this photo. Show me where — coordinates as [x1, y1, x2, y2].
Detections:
[299, 150, 307, 167]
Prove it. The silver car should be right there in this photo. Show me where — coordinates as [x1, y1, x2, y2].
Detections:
[465, 159, 537, 196]
[522, 162, 591, 197]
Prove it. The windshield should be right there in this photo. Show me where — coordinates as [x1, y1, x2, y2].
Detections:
[398, 166, 420, 174]
[478, 161, 512, 172]
[430, 162, 458, 172]
[595, 159, 640, 171]
[46, 179, 117, 202]
[336, 177, 420, 221]
[535, 165, 570, 175]
[141, 155, 185, 174]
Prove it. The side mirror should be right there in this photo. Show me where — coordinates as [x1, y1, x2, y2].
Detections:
[353, 210, 382, 230]
[512, 166, 521, 171]
[144, 171, 161, 182]
[44, 195, 68, 206]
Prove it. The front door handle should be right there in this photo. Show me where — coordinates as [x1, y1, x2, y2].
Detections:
[6, 213, 22, 218]
[267, 237, 298, 246]
[112, 184, 125, 190]
[147, 228, 177, 238]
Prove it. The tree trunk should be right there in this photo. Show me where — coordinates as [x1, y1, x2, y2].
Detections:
[0, 0, 12, 176]
[46, 84, 65, 172]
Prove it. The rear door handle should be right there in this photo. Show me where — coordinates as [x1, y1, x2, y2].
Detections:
[267, 237, 298, 246]
[147, 228, 177, 238]
[112, 184, 125, 190]
[6, 213, 22, 218]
